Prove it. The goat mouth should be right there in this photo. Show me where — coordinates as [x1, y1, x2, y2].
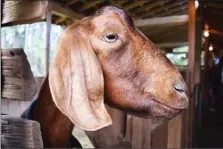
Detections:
[148, 98, 182, 119]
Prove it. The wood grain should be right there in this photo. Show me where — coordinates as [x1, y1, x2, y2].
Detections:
[1, 115, 43, 148]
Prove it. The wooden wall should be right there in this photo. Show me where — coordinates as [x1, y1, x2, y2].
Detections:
[1, 77, 45, 117]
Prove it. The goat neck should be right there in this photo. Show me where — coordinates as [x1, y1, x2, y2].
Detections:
[31, 76, 75, 148]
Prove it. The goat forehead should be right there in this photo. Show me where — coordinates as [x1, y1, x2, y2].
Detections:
[93, 6, 134, 27]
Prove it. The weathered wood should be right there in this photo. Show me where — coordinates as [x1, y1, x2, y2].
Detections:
[185, 1, 196, 148]
[45, 3, 52, 75]
[1, 115, 43, 148]
[131, 117, 151, 148]
[151, 121, 168, 148]
[1, 48, 36, 101]
[2, 0, 48, 26]
[79, 0, 103, 11]
[168, 114, 183, 148]
[155, 42, 188, 48]
[134, 15, 188, 27]
[1, 77, 45, 117]
[51, 2, 84, 20]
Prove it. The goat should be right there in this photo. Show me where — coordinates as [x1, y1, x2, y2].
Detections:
[21, 6, 189, 148]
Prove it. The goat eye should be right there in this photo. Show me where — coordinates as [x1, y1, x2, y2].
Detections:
[103, 33, 118, 43]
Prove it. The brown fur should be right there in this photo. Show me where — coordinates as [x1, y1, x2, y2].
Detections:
[28, 6, 188, 148]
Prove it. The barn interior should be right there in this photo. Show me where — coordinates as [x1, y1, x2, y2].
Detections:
[1, 0, 223, 148]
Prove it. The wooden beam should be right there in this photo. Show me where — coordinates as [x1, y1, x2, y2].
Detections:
[155, 42, 188, 48]
[51, 2, 84, 20]
[136, 0, 163, 15]
[55, 17, 66, 24]
[124, 1, 147, 11]
[79, 0, 103, 11]
[111, 0, 128, 7]
[145, 0, 187, 18]
[2, 1, 48, 26]
[45, 3, 51, 75]
[209, 29, 223, 36]
[134, 15, 188, 27]
[207, 3, 223, 10]
[185, 1, 196, 148]
[155, 5, 188, 17]
[63, 0, 78, 8]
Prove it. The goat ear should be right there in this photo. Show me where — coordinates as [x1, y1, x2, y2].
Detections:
[48, 23, 112, 131]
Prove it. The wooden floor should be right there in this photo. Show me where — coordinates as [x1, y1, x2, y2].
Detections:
[195, 98, 223, 148]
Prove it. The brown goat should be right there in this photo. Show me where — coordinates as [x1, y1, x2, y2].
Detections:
[22, 6, 188, 148]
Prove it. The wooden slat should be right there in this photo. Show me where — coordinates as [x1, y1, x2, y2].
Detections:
[151, 0, 187, 17]
[152, 24, 187, 42]
[131, 117, 151, 148]
[51, 2, 84, 20]
[79, 0, 103, 11]
[134, 15, 188, 27]
[124, 1, 147, 11]
[45, 3, 52, 75]
[135, 0, 163, 15]
[156, 5, 188, 17]
[1, 116, 43, 148]
[124, 114, 133, 142]
[151, 121, 168, 148]
[111, 0, 128, 7]
[168, 114, 183, 148]
[1, 48, 36, 101]
[63, 0, 79, 8]
[2, 1, 48, 26]
[155, 42, 188, 48]
[185, 1, 196, 148]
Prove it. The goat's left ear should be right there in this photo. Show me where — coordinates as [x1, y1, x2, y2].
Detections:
[48, 22, 112, 131]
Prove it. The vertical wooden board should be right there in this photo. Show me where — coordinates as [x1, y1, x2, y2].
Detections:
[131, 117, 152, 148]
[125, 114, 133, 142]
[8, 99, 21, 117]
[1, 98, 9, 115]
[168, 114, 183, 148]
[151, 120, 168, 148]
[131, 116, 143, 148]
[141, 118, 152, 148]
[20, 100, 33, 115]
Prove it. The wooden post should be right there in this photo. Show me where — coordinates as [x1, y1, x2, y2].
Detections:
[45, 2, 52, 75]
[168, 114, 183, 148]
[185, 1, 198, 148]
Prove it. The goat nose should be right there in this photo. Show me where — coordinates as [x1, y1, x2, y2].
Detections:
[173, 79, 186, 93]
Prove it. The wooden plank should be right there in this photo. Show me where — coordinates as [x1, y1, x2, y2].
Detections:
[124, 114, 133, 142]
[155, 42, 188, 48]
[185, 1, 196, 148]
[79, 0, 103, 11]
[134, 15, 188, 27]
[51, 2, 84, 20]
[1, 116, 43, 148]
[136, 0, 163, 15]
[124, 1, 147, 11]
[131, 116, 143, 148]
[1, 99, 9, 115]
[151, 120, 168, 148]
[132, 117, 151, 148]
[168, 114, 183, 148]
[45, 2, 52, 75]
[2, 1, 48, 26]
[1, 48, 36, 101]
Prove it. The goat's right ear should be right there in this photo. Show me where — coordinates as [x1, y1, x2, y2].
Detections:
[48, 23, 112, 131]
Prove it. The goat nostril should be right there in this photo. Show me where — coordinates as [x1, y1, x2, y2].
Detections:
[174, 83, 185, 93]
